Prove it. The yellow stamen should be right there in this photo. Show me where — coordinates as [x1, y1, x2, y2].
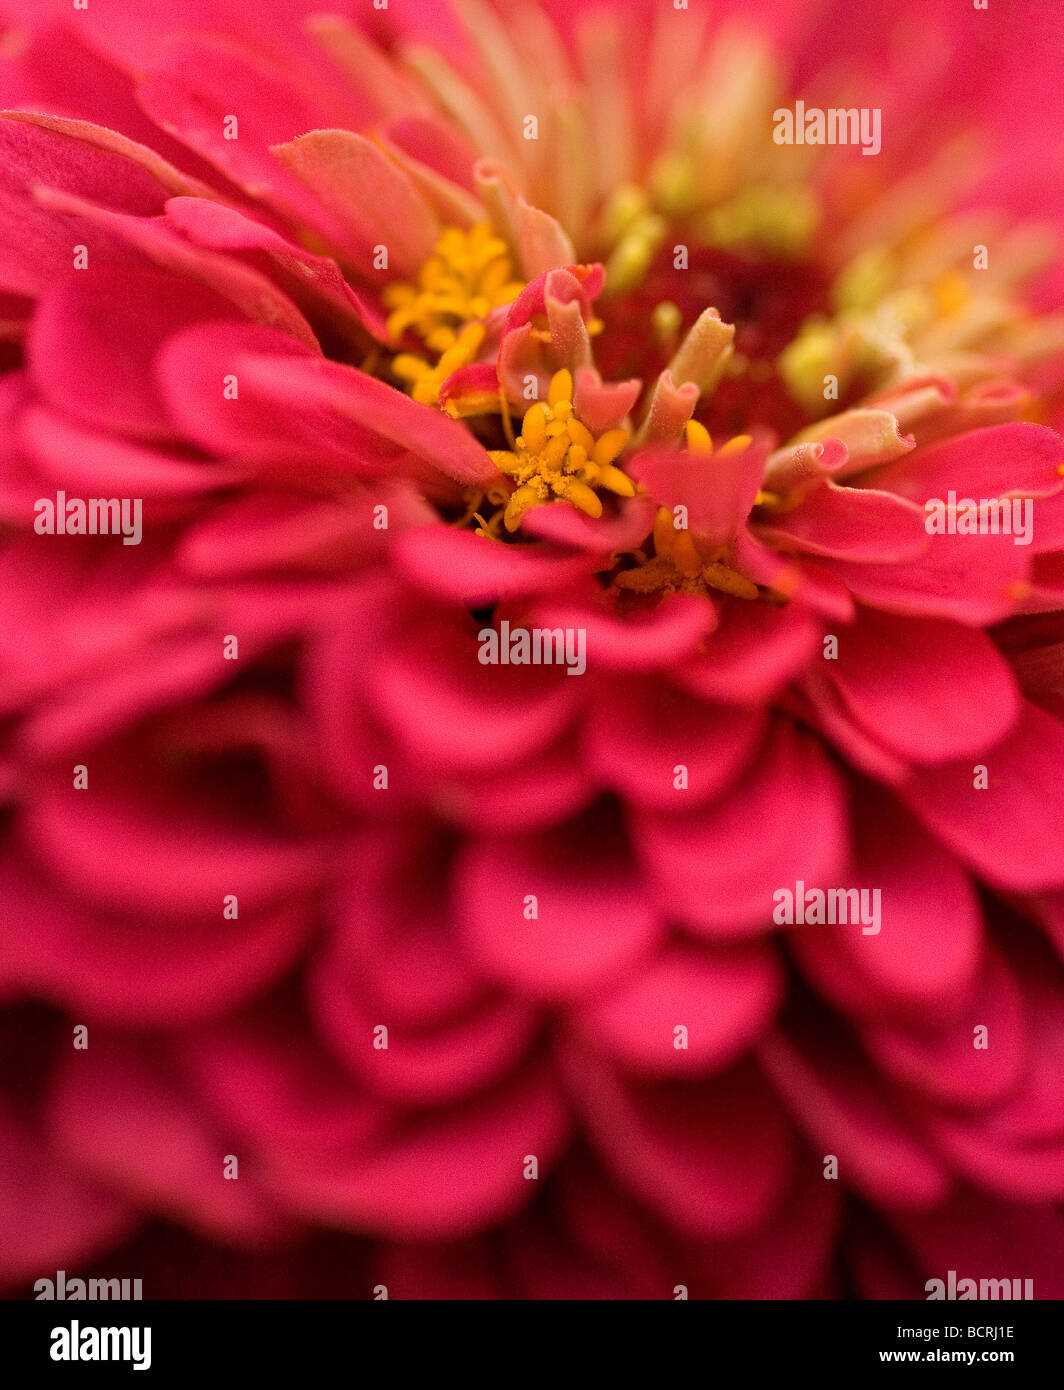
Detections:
[384, 222, 524, 407]
[685, 419, 713, 453]
[490, 369, 633, 531]
[717, 432, 752, 456]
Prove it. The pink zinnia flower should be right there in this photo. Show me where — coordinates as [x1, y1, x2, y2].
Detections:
[1, 0, 1063, 1300]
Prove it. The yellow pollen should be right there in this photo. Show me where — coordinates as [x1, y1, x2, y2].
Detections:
[384, 222, 524, 407]
[488, 369, 635, 531]
[392, 321, 486, 407]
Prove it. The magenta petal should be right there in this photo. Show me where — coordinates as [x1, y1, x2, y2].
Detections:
[457, 823, 663, 999]
[312, 956, 538, 1106]
[176, 1019, 387, 1167]
[279, 1065, 569, 1238]
[154, 321, 392, 471]
[800, 668, 912, 784]
[673, 598, 822, 704]
[823, 791, 981, 1015]
[374, 620, 578, 775]
[0, 1102, 134, 1283]
[1, 854, 311, 1026]
[434, 739, 594, 834]
[900, 701, 1064, 891]
[863, 949, 1026, 1107]
[21, 404, 240, 497]
[759, 1026, 951, 1207]
[629, 439, 767, 545]
[583, 676, 765, 809]
[232, 353, 497, 485]
[570, 940, 783, 1077]
[47, 1036, 282, 1241]
[33, 182, 319, 347]
[531, 591, 716, 671]
[0, 111, 187, 295]
[872, 421, 1064, 503]
[890, 1191, 1064, 1300]
[828, 607, 1021, 763]
[757, 481, 928, 561]
[164, 195, 389, 340]
[634, 720, 848, 936]
[27, 262, 244, 440]
[272, 130, 440, 279]
[136, 38, 360, 252]
[394, 526, 593, 604]
[827, 528, 1029, 624]
[520, 495, 658, 553]
[22, 776, 321, 919]
[686, 1162, 840, 1300]
[564, 1049, 793, 1239]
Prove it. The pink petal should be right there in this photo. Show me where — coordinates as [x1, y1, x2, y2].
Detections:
[570, 940, 783, 1077]
[827, 527, 1030, 624]
[27, 262, 244, 439]
[757, 481, 929, 561]
[900, 701, 1064, 891]
[564, 1049, 793, 1239]
[456, 818, 663, 998]
[279, 1064, 569, 1238]
[872, 421, 1064, 504]
[862, 948, 1026, 1107]
[271, 129, 440, 279]
[672, 598, 822, 704]
[394, 526, 593, 605]
[828, 606, 1021, 763]
[531, 590, 716, 671]
[47, 1036, 283, 1241]
[583, 676, 765, 809]
[373, 618, 578, 775]
[634, 719, 848, 936]
[758, 1024, 951, 1207]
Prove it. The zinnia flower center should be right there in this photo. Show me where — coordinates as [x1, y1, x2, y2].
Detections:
[385, 222, 524, 405]
[489, 369, 633, 531]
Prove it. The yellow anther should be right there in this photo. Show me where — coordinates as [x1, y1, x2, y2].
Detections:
[653, 506, 675, 556]
[605, 212, 667, 296]
[701, 561, 759, 599]
[566, 418, 595, 453]
[561, 479, 602, 519]
[652, 301, 683, 346]
[490, 377, 633, 531]
[548, 369, 573, 407]
[391, 321, 484, 407]
[717, 433, 752, 456]
[685, 419, 713, 453]
[504, 484, 545, 532]
[599, 463, 636, 496]
[521, 403, 548, 452]
[672, 530, 702, 575]
[601, 183, 652, 243]
[593, 429, 628, 466]
[383, 221, 524, 407]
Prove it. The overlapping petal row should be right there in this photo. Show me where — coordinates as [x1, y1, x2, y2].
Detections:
[1, 0, 1064, 1298]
